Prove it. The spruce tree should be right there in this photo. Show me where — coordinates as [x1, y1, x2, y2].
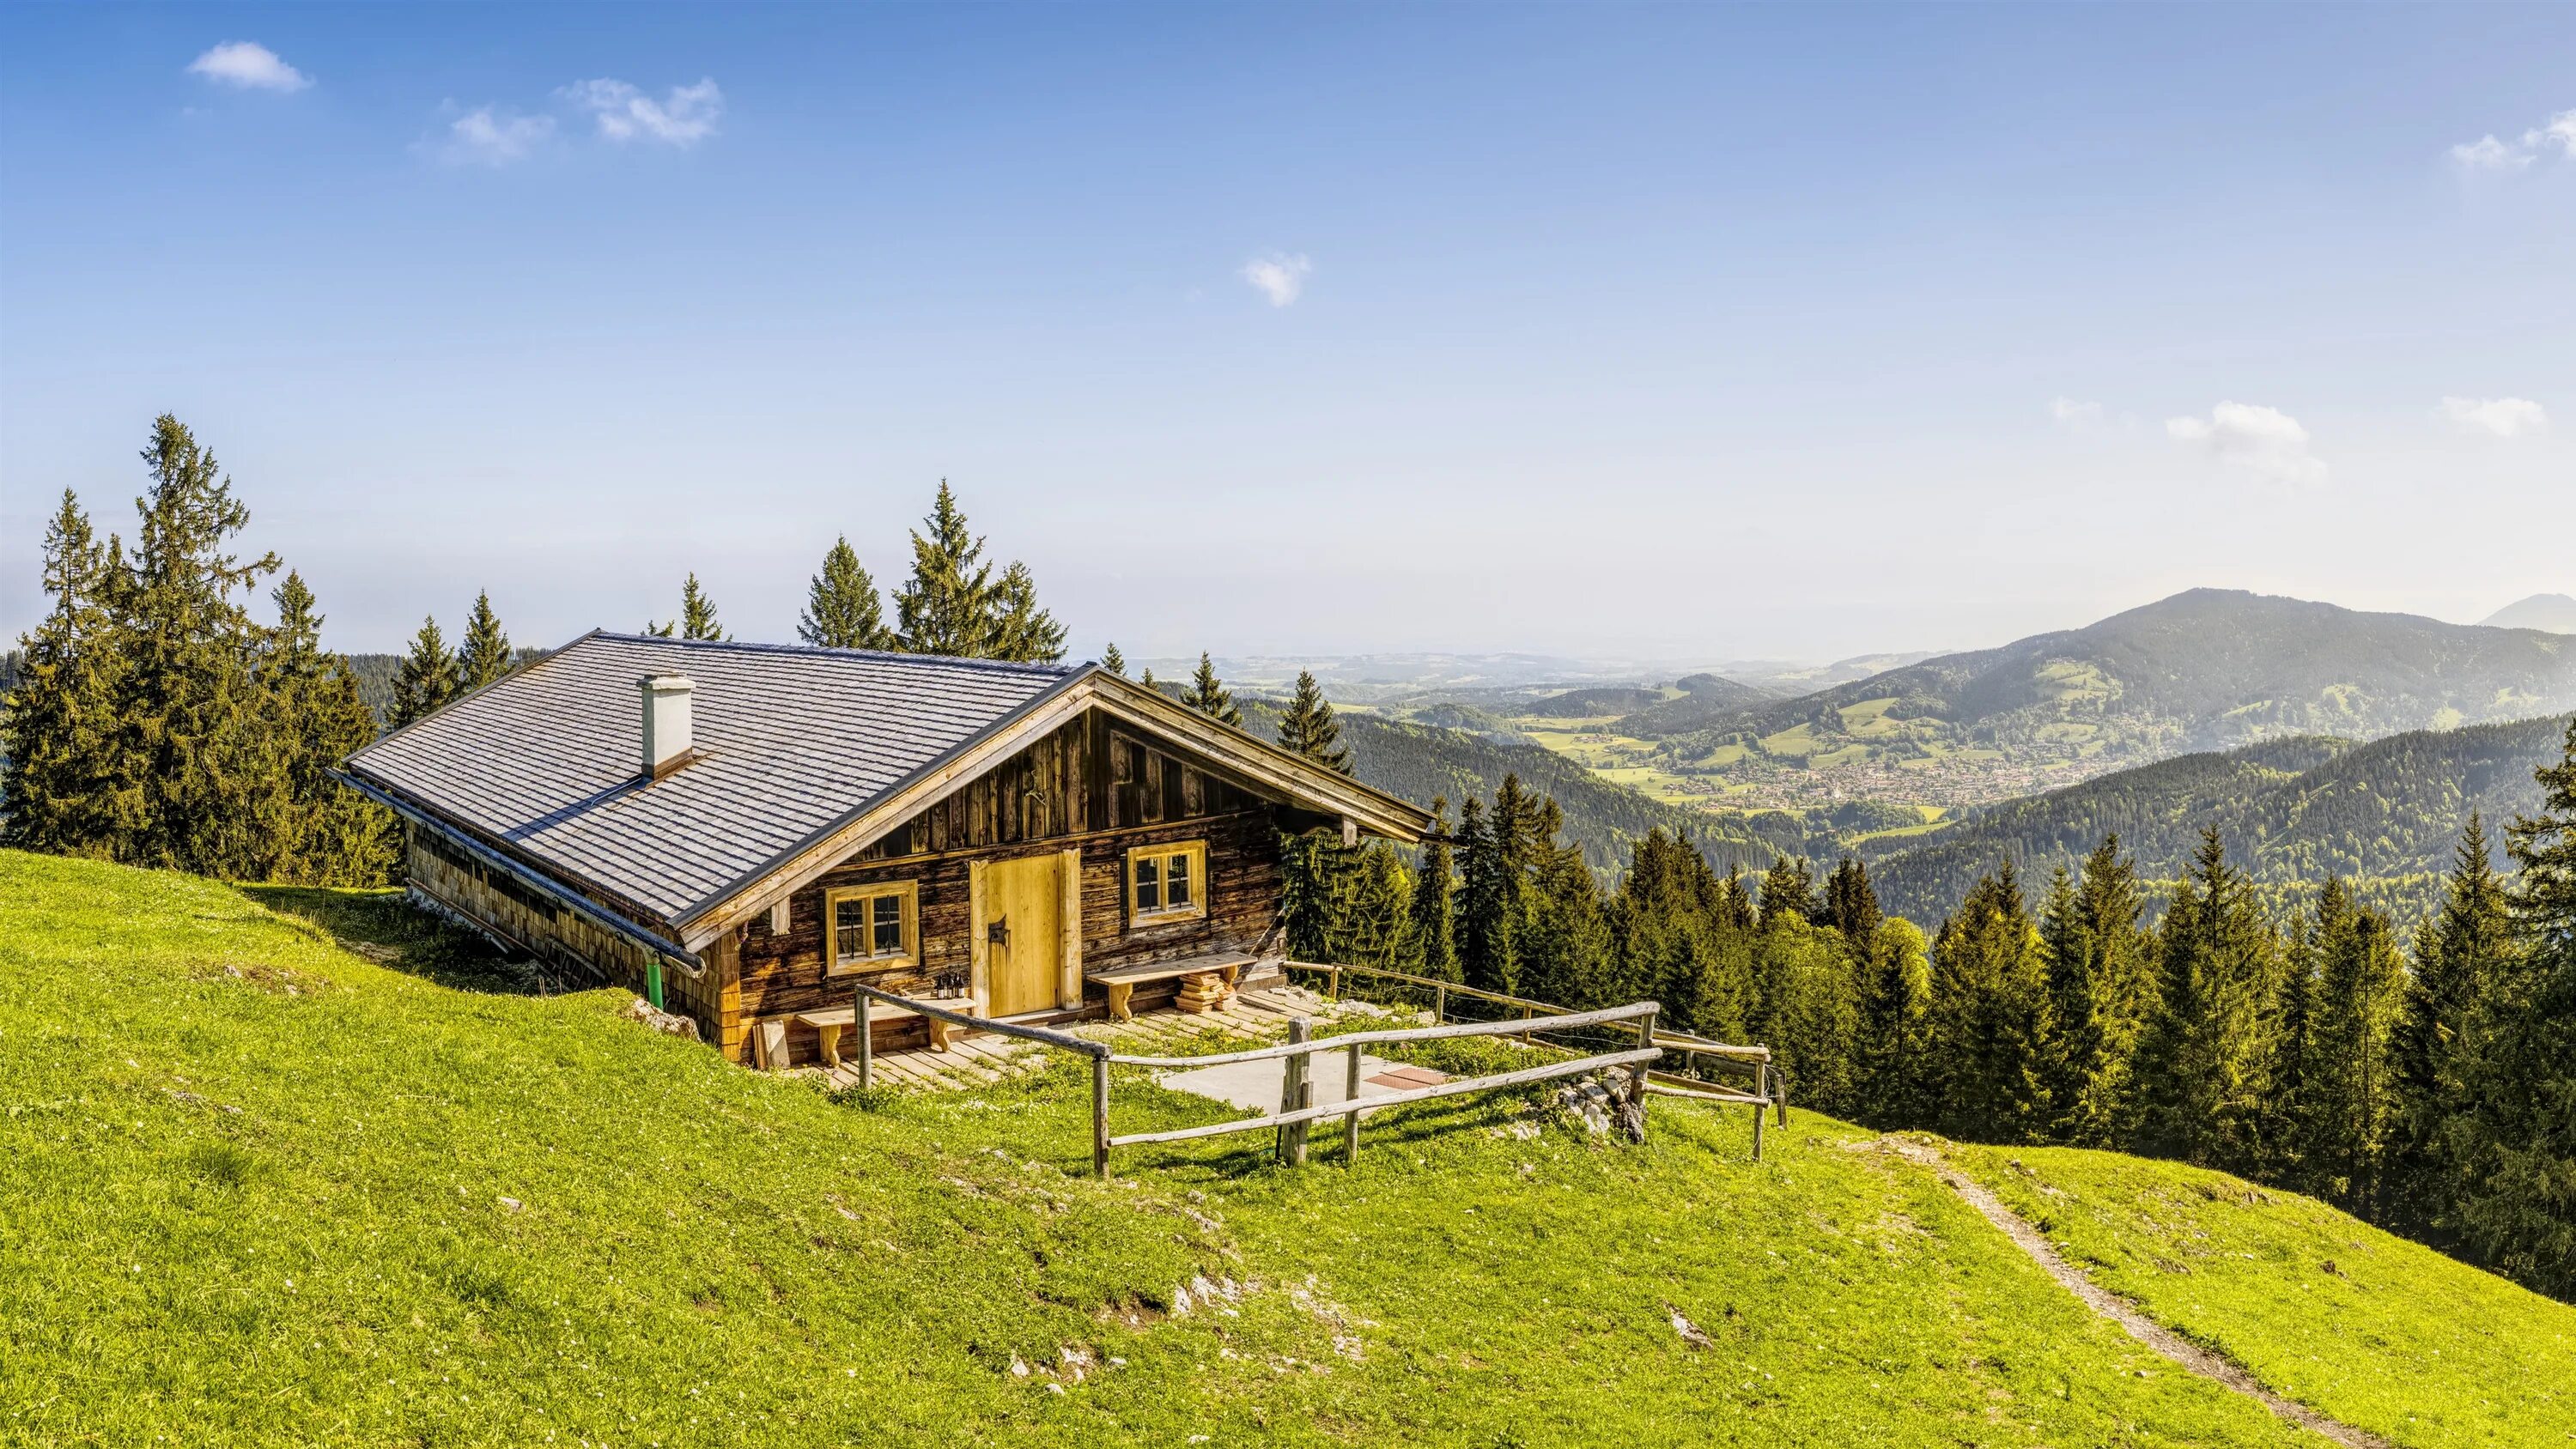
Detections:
[1716, 864, 1758, 934]
[1519, 822, 1611, 1009]
[1822, 857, 1883, 947]
[2390, 815, 2516, 1236]
[455, 591, 513, 691]
[2297, 885, 2408, 1213]
[2040, 837, 2156, 1147]
[677, 573, 725, 640]
[987, 561, 1067, 663]
[1759, 856, 1816, 930]
[1, 490, 125, 858]
[1927, 864, 2053, 1143]
[2455, 719, 2576, 1296]
[1456, 796, 1519, 996]
[1856, 918, 1934, 1126]
[389, 615, 461, 728]
[111, 415, 281, 876]
[894, 481, 994, 656]
[1100, 643, 1127, 677]
[1275, 670, 1351, 773]
[2132, 829, 2281, 1173]
[798, 537, 890, 650]
[1763, 916, 1861, 1118]
[1186, 653, 1242, 726]
[258, 573, 392, 885]
[1342, 843, 1415, 971]
[1407, 799, 1461, 982]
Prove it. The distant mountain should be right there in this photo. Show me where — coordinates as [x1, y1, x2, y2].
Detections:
[1608, 673, 1782, 734]
[1521, 686, 1671, 719]
[2483, 593, 2576, 634]
[1722, 651, 1947, 694]
[1623, 590, 2576, 811]
[1235, 696, 1806, 876]
[1865, 714, 2570, 926]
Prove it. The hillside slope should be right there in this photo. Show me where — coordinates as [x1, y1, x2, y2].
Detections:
[15, 852, 2568, 1446]
[1618, 590, 2576, 813]
[1865, 715, 2567, 923]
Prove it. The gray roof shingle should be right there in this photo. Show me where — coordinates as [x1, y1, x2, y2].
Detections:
[344, 632, 1078, 928]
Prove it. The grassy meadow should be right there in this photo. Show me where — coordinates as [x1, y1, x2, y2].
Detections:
[2, 849, 2562, 1446]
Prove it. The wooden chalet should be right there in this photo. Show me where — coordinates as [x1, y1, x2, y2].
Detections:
[337, 632, 1430, 1066]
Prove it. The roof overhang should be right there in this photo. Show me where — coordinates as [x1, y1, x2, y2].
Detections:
[671, 668, 1431, 951]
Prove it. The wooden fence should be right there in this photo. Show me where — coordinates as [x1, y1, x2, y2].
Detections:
[1288, 961, 1787, 1157]
[842, 979, 1669, 1176]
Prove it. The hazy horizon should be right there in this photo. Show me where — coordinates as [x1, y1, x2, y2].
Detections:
[4, 5, 2570, 661]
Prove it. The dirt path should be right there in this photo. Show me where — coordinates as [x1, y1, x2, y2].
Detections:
[1870, 1137, 2395, 1449]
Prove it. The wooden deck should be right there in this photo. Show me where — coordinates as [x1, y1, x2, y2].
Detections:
[817, 982, 1397, 1093]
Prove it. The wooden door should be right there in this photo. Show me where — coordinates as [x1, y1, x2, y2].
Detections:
[983, 854, 1062, 1018]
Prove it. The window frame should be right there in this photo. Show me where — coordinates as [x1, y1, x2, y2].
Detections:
[1124, 840, 1209, 925]
[822, 880, 920, 976]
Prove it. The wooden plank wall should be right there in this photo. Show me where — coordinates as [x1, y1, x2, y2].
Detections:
[730, 709, 1287, 1064]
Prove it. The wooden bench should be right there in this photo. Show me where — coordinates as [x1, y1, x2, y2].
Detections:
[1085, 952, 1257, 1022]
[790, 1000, 975, 1069]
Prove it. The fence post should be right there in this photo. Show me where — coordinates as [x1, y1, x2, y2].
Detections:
[854, 980, 873, 1091]
[1519, 1003, 1533, 1046]
[1629, 1008, 1656, 1111]
[1343, 1044, 1364, 1167]
[1091, 1053, 1111, 1179]
[1327, 966, 1341, 1002]
[1751, 1061, 1767, 1162]
[1432, 982, 1446, 1024]
[1278, 1017, 1313, 1167]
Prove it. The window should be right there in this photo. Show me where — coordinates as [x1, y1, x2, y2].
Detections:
[823, 881, 917, 974]
[1126, 840, 1208, 924]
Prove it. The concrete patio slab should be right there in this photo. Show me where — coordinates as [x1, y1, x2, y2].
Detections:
[1156, 1047, 1448, 1116]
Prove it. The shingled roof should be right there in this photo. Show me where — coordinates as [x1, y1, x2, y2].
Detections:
[342, 632, 1080, 931]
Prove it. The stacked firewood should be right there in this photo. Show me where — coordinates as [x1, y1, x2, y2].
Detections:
[1174, 970, 1236, 1014]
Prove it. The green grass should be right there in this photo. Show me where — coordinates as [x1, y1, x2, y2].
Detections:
[0, 849, 2494, 1447]
[1947, 1144, 2576, 1449]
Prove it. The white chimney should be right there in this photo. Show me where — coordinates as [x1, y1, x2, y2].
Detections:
[641, 675, 696, 780]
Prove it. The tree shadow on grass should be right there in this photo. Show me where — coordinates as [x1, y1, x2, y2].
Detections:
[240, 884, 544, 996]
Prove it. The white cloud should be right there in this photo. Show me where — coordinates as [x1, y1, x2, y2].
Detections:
[2450, 106, 2576, 171]
[1240, 253, 1313, 307]
[2049, 397, 2105, 428]
[2448, 135, 2530, 172]
[2165, 401, 2328, 486]
[2528, 108, 2576, 157]
[439, 106, 556, 167]
[562, 78, 724, 147]
[187, 41, 310, 93]
[2438, 396, 2551, 439]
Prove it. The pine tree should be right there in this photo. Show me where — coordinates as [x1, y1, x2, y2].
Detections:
[2040, 837, 2156, 1147]
[798, 537, 890, 650]
[2390, 815, 2516, 1237]
[1186, 653, 1242, 726]
[1, 490, 125, 857]
[258, 573, 392, 885]
[111, 415, 281, 876]
[1100, 643, 1127, 677]
[2297, 884, 2409, 1213]
[2454, 719, 2576, 1296]
[987, 561, 1067, 663]
[1763, 915, 1861, 1118]
[1716, 864, 1758, 934]
[455, 591, 513, 691]
[1407, 799, 1460, 982]
[1457, 796, 1519, 996]
[1275, 670, 1350, 773]
[1856, 918, 1934, 1126]
[2132, 829, 2281, 1173]
[1520, 822, 1612, 1009]
[1821, 857, 1883, 946]
[894, 481, 994, 656]
[389, 615, 460, 728]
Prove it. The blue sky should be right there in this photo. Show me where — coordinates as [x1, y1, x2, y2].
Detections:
[3, 4, 2569, 664]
